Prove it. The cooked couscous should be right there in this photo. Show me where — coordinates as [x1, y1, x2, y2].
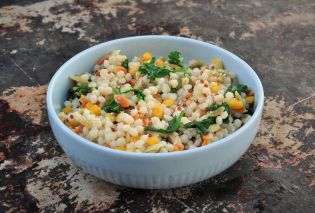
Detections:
[58, 50, 255, 153]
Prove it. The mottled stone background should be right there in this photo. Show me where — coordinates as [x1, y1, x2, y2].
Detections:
[0, 0, 314, 212]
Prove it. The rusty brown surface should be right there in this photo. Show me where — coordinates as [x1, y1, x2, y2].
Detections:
[0, 0, 314, 212]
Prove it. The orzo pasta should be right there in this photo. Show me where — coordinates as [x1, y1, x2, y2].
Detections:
[58, 50, 255, 153]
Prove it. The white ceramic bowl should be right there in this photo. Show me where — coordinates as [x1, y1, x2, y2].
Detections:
[47, 35, 264, 189]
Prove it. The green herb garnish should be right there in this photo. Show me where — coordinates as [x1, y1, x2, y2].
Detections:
[139, 51, 190, 81]
[121, 58, 129, 69]
[139, 58, 172, 80]
[70, 84, 90, 98]
[168, 51, 184, 68]
[226, 83, 248, 94]
[209, 103, 230, 113]
[170, 88, 179, 93]
[183, 116, 216, 134]
[114, 87, 145, 101]
[145, 111, 185, 134]
[102, 97, 120, 113]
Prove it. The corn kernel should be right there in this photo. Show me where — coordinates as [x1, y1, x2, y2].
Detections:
[63, 106, 72, 114]
[246, 96, 254, 104]
[141, 52, 152, 62]
[130, 136, 140, 142]
[86, 102, 93, 109]
[210, 82, 220, 93]
[227, 98, 244, 110]
[89, 104, 101, 116]
[155, 58, 165, 67]
[163, 99, 174, 107]
[152, 105, 164, 118]
[115, 146, 126, 151]
[129, 66, 139, 75]
[146, 136, 159, 146]
[104, 113, 116, 122]
[211, 58, 223, 69]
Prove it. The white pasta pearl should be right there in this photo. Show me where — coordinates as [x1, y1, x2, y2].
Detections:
[97, 96, 105, 103]
[233, 119, 242, 129]
[90, 94, 98, 104]
[129, 128, 138, 137]
[221, 111, 229, 119]
[104, 86, 113, 95]
[117, 71, 125, 78]
[169, 79, 178, 88]
[216, 116, 223, 125]
[81, 73, 89, 82]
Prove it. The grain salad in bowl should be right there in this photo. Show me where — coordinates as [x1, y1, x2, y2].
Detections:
[58, 50, 255, 153]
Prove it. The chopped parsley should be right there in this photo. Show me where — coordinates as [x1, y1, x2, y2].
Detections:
[145, 111, 185, 134]
[170, 88, 179, 93]
[114, 87, 145, 101]
[209, 103, 230, 113]
[139, 51, 190, 81]
[102, 97, 120, 113]
[226, 83, 248, 94]
[168, 51, 184, 68]
[121, 58, 129, 69]
[70, 83, 90, 99]
[183, 116, 216, 135]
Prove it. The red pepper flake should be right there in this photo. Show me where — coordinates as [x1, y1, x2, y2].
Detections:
[200, 79, 204, 83]
[204, 84, 208, 87]
[95, 70, 100, 76]
[69, 114, 74, 119]
[111, 127, 116, 131]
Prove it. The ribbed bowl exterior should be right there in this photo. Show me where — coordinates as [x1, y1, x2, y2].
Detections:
[47, 36, 264, 189]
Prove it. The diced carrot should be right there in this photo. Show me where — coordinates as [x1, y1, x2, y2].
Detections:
[130, 79, 137, 86]
[235, 107, 248, 113]
[155, 58, 165, 67]
[133, 113, 144, 120]
[173, 143, 184, 151]
[80, 95, 88, 108]
[202, 134, 213, 146]
[116, 66, 127, 72]
[247, 90, 254, 96]
[115, 95, 130, 108]
[97, 55, 109, 65]
[73, 125, 83, 134]
[143, 118, 150, 126]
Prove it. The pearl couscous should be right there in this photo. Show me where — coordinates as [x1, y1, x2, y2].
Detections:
[59, 50, 255, 153]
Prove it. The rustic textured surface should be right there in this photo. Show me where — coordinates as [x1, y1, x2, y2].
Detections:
[0, 0, 314, 212]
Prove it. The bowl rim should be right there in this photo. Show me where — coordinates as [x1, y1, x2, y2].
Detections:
[47, 35, 264, 158]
